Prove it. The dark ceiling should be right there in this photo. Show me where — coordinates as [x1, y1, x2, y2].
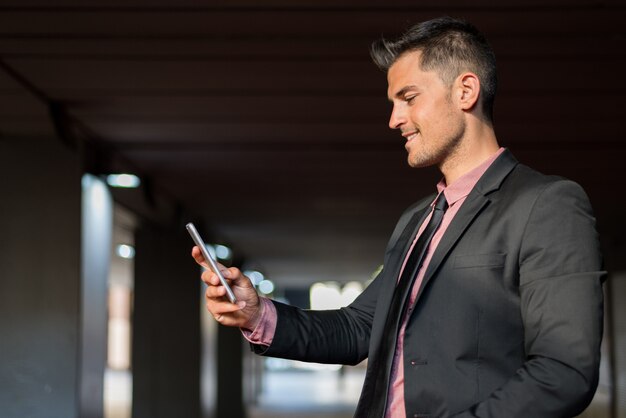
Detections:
[1, 0, 625, 288]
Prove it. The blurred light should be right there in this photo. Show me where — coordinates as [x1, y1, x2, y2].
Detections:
[258, 279, 275, 295]
[371, 264, 384, 279]
[106, 174, 140, 188]
[341, 281, 364, 306]
[214, 244, 232, 260]
[244, 270, 265, 286]
[115, 244, 135, 259]
[83, 174, 110, 212]
[200, 243, 216, 260]
[291, 361, 342, 372]
[310, 282, 342, 310]
[107, 285, 132, 370]
[265, 357, 291, 371]
[265, 358, 341, 372]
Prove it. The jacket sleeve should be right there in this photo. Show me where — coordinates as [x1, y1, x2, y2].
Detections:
[252, 268, 382, 365]
[251, 197, 431, 365]
[454, 180, 605, 417]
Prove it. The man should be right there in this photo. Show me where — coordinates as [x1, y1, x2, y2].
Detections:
[192, 17, 604, 417]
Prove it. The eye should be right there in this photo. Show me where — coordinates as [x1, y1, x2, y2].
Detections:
[405, 95, 417, 104]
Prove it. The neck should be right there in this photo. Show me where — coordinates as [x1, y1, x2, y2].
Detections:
[440, 120, 499, 185]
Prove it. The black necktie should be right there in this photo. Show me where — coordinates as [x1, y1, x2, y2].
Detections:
[369, 192, 448, 417]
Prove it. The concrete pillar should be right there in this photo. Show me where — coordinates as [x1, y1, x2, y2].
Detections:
[0, 140, 82, 418]
[216, 326, 245, 418]
[132, 226, 201, 418]
[80, 174, 113, 418]
[199, 278, 246, 418]
[0, 140, 113, 418]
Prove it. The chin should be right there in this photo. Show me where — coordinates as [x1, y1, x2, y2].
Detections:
[407, 155, 435, 169]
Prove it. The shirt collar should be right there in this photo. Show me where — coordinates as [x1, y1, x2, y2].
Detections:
[436, 147, 505, 206]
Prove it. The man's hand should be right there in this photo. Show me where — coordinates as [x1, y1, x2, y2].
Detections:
[191, 246, 262, 330]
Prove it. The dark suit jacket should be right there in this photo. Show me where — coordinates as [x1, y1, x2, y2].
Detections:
[254, 150, 605, 417]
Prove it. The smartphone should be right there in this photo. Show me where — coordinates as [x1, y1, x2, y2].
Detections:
[186, 222, 237, 303]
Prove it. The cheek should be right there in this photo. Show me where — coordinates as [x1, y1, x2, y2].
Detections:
[431, 104, 462, 134]
[408, 106, 427, 126]
[409, 100, 458, 137]
[410, 100, 441, 123]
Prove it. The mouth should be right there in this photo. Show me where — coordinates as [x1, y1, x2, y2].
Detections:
[402, 130, 419, 145]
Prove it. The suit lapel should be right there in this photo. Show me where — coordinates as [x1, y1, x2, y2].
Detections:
[416, 193, 489, 299]
[414, 150, 519, 302]
[377, 200, 433, 312]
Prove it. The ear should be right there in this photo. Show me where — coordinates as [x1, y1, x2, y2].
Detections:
[455, 72, 480, 111]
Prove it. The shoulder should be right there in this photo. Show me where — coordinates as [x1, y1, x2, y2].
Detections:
[506, 163, 563, 192]
[500, 163, 591, 209]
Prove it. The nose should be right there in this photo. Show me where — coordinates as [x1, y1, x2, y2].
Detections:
[388, 104, 405, 130]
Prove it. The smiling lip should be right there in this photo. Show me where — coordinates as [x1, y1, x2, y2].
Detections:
[402, 130, 419, 142]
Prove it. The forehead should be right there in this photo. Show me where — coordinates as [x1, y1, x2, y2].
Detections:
[387, 50, 441, 98]
[388, 51, 423, 84]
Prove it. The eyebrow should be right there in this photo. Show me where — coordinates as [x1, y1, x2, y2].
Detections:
[389, 85, 418, 102]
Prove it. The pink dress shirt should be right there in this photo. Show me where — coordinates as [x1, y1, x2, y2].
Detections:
[242, 148, 505, 417]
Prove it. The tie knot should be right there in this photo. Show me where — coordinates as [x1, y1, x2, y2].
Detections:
[434, 192, 448, 212]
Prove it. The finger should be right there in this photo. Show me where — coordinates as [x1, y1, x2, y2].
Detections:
[206, 299, 243, 317]
[205, 283, 231, 299]
[215, 261, 227, 272]
[222, 266, 237, 278]
[191, 245, 203, 261]
[205, 285, 246, 307]
[210, 309, 240, 324]
[203, 268, 235, 287]
[191, 246, 210, 269]
[200, 270, 214, 285]
[221, 267, 249, 286]
[207, 299, 242, 313]
[201, 270, 227, 286]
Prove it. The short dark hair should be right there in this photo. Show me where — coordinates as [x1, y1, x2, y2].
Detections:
[371, 17, 497, 122]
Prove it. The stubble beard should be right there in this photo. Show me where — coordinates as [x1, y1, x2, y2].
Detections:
[407, 117, 466, 170]
[407, 88, 466, 169]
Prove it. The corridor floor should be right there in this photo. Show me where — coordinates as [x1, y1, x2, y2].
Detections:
[248, 367, 365, 418]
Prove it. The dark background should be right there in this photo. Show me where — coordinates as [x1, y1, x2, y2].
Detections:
[1, 0, 624, 287]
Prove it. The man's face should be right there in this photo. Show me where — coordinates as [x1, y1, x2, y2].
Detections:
[387, 50, 466, 169]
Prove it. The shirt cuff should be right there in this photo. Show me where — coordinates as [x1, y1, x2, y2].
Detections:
[241, 297, 277, 347]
